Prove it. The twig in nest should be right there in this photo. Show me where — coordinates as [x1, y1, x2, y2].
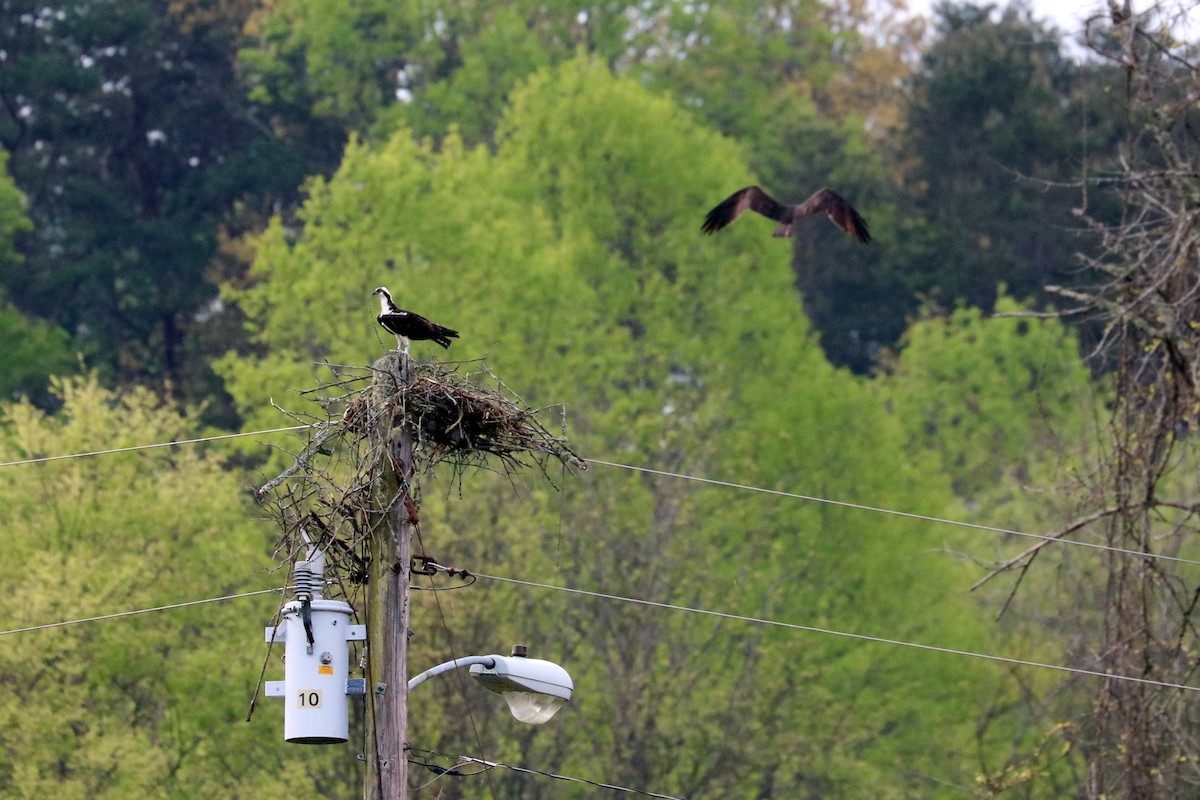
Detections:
[368, 356, 587, 477]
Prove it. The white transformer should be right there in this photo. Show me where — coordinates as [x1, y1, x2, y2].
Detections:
[264, 540, 366, 744]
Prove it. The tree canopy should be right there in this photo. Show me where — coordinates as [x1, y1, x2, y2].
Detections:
[0, 376, 352, 798]
[2, 0, 1192, 796]
[0, 0, 326, 406]
[217, 55, 1054, 797]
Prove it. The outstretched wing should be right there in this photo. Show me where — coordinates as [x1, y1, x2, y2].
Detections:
[794, 188, 871, 244]
[701, 186, 791, 234]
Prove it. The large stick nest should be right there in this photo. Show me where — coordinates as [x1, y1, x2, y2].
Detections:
[255, 355, 584, 585]
[353, 354, 586, 475]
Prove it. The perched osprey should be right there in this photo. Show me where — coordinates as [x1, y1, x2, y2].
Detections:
[701, 186, 871, 244]
[372, 286, 459, 353]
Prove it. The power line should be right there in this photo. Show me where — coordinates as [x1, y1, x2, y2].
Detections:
[408, 746, 687, 799]
[0, 587, 284, 637]
[0, 425, 314, 468]
[474, 572, 1200, 694]
[4, 428, 1195, 569]
[587, 457, 1200, 568]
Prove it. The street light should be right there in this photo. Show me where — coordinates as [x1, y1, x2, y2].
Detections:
[408, 644, 573, 724]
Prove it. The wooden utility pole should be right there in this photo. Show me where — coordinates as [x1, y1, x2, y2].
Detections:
[253, 339, 582, 798]
[364, 351, 414, 800]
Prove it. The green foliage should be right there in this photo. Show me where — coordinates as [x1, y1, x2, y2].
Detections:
[0, 0, 319, 400]
[905, 2, 1085, 309]
[0, 296, 75, 401]
[873, 294, 1105, 798]
[0, 1, 1127, 792]
[640, 1, 842, 182]
[392, 8, 552, 144]
[221, 57, 1036, 797]
[241, 0, 420, 130]
[881, 293, 1093, 498]
[235, 0, 925, 373]
[238, 0, 871, 179]
[0, 153, 74, 401]
[0, 376, 353, 798]
[0, 151, 30, 269]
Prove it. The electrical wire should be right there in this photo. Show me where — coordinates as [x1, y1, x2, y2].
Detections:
[0, 587, 285, 637]
[8, 547, 1191, 693]
[586, 457, 1200, 568]
[0, 424, 314, 468]
[2, 427, 1194, 569]
[408, 746, 687, 799]
[473, 572, 1200, 694]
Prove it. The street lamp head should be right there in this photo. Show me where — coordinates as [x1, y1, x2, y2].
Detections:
[469, 645, 573, 724]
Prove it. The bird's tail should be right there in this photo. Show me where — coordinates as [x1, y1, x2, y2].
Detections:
[434, 327, 460, 348]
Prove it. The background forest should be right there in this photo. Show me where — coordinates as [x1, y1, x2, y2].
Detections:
[0, 0, 1198, 798]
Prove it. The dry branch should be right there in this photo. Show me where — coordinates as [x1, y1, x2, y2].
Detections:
[971, 505, 1122, 592]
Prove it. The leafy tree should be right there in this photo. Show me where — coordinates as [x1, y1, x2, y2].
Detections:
[792, 0, 1103, 372]
[238, 0, 569, 146]
[239, 0, 416, 133]
[0, 0, 318, 405]
[0, 150, 29, 268]
[0, 149, 74, 400]
[880, 293, 1093, 499]
[0, 296, 75, 401]
[0, 375, 353, 798]
[237, 0, 902, 197]
[904, 1, 1084, 309]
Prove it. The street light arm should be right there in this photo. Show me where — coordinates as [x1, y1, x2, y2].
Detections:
[407, 656, 497, 692]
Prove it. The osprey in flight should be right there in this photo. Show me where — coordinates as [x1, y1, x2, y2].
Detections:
[701, 186, 871, 243]
[372, 287, 459, 353]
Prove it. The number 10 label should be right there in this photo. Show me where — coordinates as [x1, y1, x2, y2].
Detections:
[297, 690, 323, 709]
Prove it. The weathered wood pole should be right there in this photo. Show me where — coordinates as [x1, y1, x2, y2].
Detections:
[364, 351, 414, 800]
